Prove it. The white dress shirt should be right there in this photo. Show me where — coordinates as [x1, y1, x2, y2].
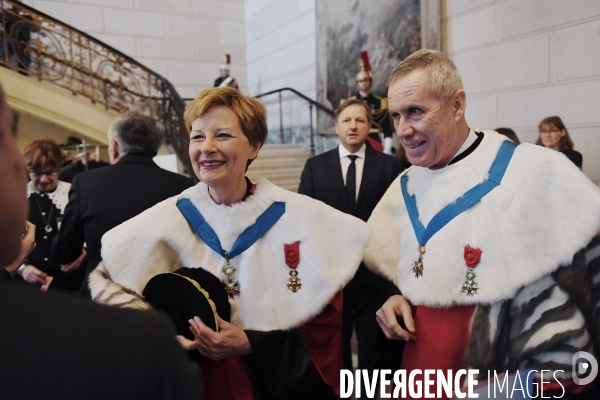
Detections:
[338, 144, 366, 201]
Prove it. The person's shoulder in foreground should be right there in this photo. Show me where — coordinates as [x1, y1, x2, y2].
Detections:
[0, 280, 203, 400]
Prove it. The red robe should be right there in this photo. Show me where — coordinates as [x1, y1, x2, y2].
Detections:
[197, 291, 343, 400]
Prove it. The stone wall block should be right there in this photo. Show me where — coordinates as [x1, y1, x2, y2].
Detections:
[33, 2, 104, 33]
[245, 0, 279, 20]
[498, 0, 600, 39]
[134, 0, 193, 15]
[75, 0, 134, 9]
[135, 57, 168, 76]
[104, 8, 165, 37]
[138, 38, 195, 60]
[92, 34, 137, 57]
[247, 36, 315, 88]
[167, 15, 220, 40]
[555, 20, 600, 82]
[221, 21, 245, 44]
[193, 0, 244, 20]
[569, 127, 600, 179]
[498, 80, 600, 128]
[446, 6, 496, 53]
[454, 0, 498, 15]
[464, 95, 497, 131]
[246, 0, 302, 43]
[196, 43, 246, 63]
[247, 11, 314, 63]
[453, 34, 550, 93]
[168, 60, 219, 86]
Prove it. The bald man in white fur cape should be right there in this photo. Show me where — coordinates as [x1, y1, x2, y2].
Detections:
[364, 49, 600, 398]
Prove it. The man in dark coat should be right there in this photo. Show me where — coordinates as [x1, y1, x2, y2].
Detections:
[52, 112, 194, 293]
[298, 98, 404, 386]
[0, 83, 203, 400]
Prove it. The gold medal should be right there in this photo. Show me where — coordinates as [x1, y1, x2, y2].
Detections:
[462, 268, 478, 296]
[222, 263, 240, 298]
[286, 269, 302, 292]
[413, 244, 426, 278]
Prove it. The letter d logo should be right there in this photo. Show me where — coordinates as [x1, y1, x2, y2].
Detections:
[572, 351, 598, 385]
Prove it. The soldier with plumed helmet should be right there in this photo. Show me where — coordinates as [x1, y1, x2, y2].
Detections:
[214, 54, 239, 89]
[342, 51, 394, 154]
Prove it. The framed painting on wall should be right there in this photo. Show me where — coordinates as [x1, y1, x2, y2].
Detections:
[315, 0, 441, 135]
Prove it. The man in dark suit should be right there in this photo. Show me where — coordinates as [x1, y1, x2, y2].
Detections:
[53, 112, 194, 293]
[298, 98, 404, 380]
[0, 83, 203, 399]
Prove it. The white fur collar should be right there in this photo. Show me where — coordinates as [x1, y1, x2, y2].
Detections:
[27, 180, 71, 214]
[95, 179, 372, 330]
[364, 131, 600, 306]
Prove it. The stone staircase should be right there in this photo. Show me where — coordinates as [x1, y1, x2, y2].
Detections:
[246, 144, 309, 192]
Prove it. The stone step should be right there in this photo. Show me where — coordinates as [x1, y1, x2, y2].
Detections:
[250, 159, 307, 169]
[257, 144, 306, 156]
[247, 144, 309, 193]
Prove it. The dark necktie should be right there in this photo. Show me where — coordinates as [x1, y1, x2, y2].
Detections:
[346, 155, 358, 213]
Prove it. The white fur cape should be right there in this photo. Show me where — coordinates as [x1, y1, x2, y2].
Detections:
[90, 178, 372, 331]
[364, 131, 600, 306]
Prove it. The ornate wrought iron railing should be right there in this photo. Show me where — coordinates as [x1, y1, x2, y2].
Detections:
[0, 0, 194, 178]
[185, 87, 336, 157]
[254, 88, 334, 157]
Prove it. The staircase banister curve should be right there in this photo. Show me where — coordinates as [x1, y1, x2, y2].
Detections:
[254, 87, 335, 117]
[0, 0, 195, 180]
[2, 0, 155, 78]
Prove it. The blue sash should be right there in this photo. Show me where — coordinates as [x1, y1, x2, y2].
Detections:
[176, 198, 286, 260]
[401, 140, 517, 246]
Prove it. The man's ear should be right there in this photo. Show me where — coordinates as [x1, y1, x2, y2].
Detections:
[108, 139, 120, 164]
[452, 89, 466, 122]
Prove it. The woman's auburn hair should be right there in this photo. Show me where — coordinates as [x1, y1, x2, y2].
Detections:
[183, 87, 268, 147]
[535, 115, 574, 151]
[23, 138, 63, 173]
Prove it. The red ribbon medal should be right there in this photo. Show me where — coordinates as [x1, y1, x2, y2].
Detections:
[462, 245, 482, 296]
[285, 242, 302, 292]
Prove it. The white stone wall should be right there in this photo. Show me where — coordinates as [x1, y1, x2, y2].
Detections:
[443, 0, 600, 181]
[245, 0, 317, 147]
[23, 0, 247, 99]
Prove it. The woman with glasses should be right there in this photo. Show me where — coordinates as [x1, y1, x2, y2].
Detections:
[20, 139, 86, 291]
[536, 116, 582, 169]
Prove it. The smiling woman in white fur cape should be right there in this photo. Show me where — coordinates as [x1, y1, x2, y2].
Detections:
[89, 87, 372, 400]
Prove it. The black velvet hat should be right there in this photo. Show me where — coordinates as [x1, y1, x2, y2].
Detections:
[143, 267, 230, 340]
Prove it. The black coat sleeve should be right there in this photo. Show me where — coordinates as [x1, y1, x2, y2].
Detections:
[298, 159, 315, 197]
[51, 176, 85, 264]
[243, 329, 336, 400]
[0, 268, 12, 281]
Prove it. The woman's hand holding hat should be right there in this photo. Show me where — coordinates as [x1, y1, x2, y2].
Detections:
[189, 315, 252, 360]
